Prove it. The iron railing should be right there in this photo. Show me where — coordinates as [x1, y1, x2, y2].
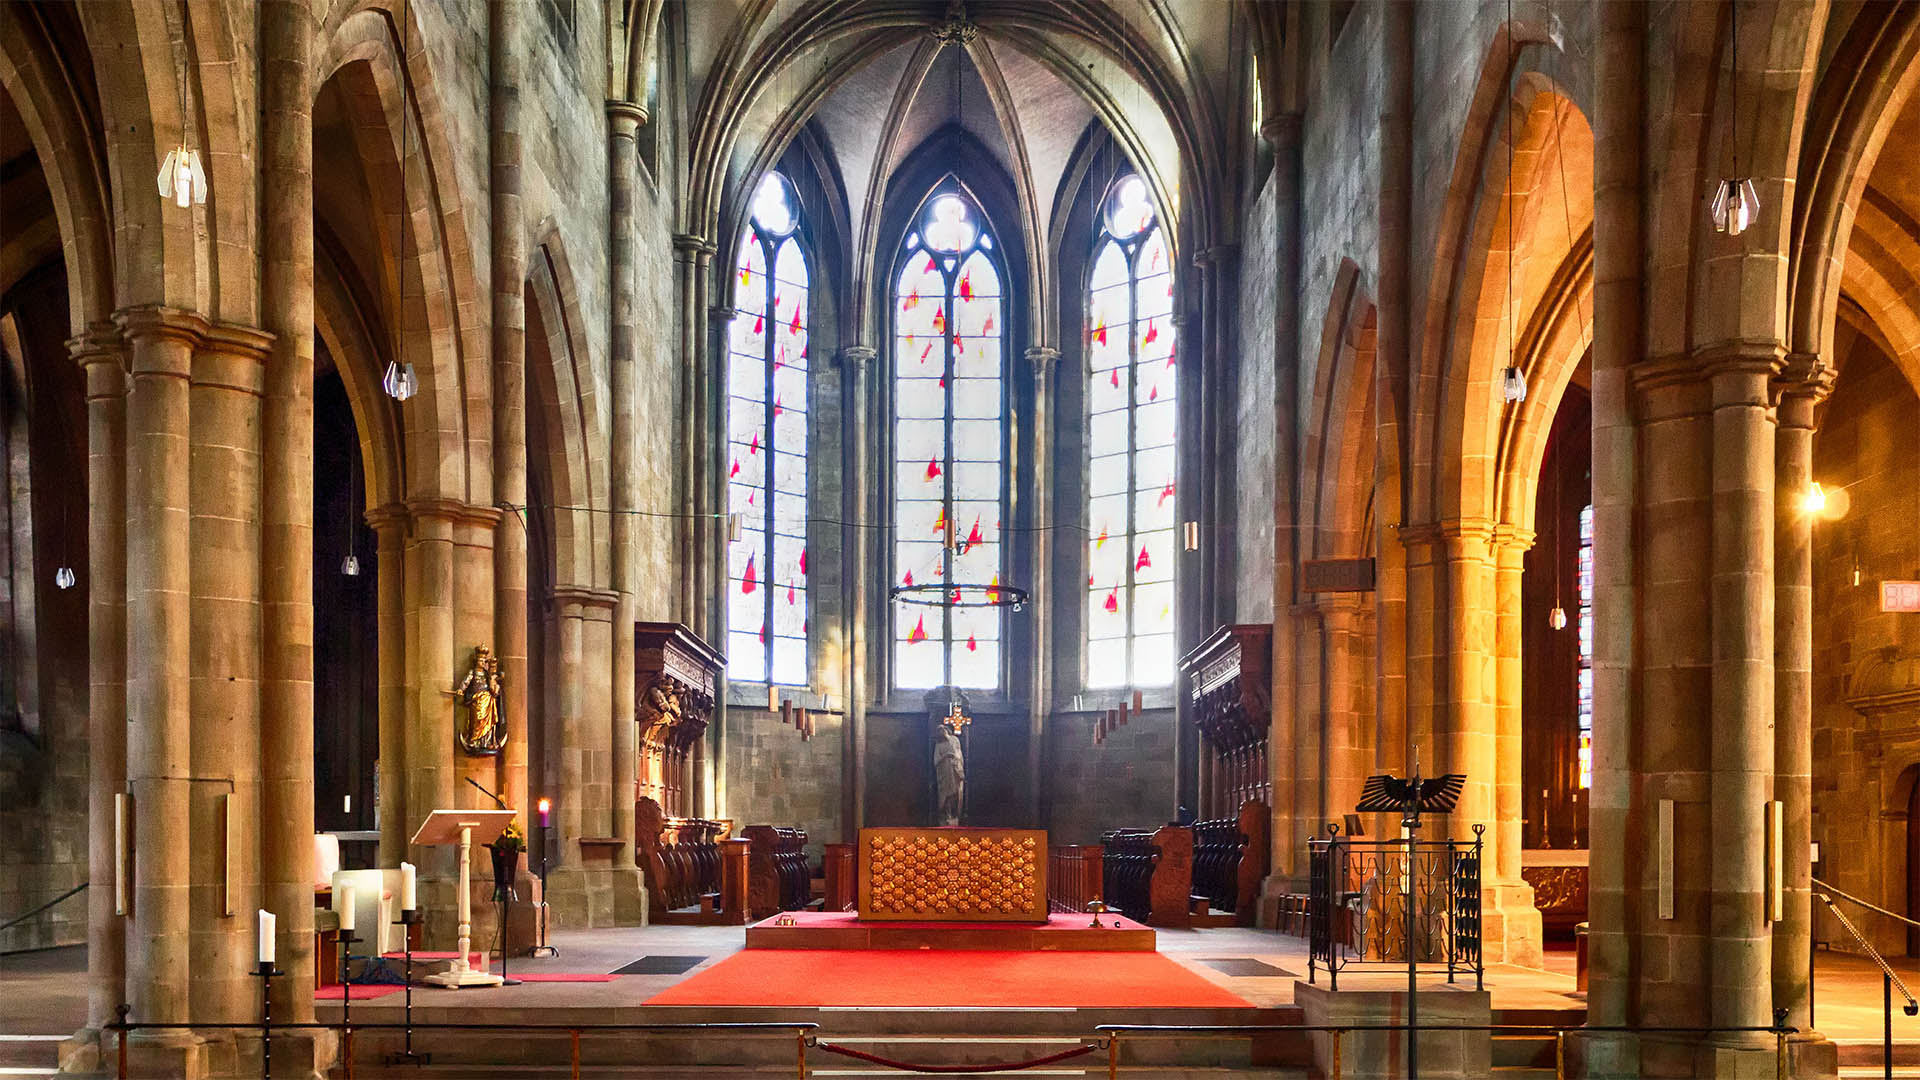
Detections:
[1094, 1021, 1799, 1080]
[1307, 825, 1485, 990]
[1813, 877, 1919, 1080]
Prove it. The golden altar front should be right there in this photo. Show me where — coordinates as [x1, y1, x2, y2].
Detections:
[857, 827, 1049, 922]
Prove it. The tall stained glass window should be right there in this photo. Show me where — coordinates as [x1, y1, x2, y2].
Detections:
[1576, 503, 1594, 788]
[1086, 175, 1177, 688]
[892, 191, 1005, 690]
[726, 172, 809, 685]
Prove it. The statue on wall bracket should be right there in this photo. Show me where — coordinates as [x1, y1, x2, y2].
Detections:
[453, 645, 508, 756]
[927, 686, 971, 827]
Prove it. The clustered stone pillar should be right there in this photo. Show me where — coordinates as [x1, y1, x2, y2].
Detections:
[368, 506, 410, 867]
[75, 329, 127, 1052]
[840, 344, 875, 836]
[119, 307, 197, 1036]
[1706, 350, 1780, 1052]
[1025, 345, 1060, 822]
[1772, 363, 1829, 1043]
[189, 323, 272, 1035]
[607, 98, 645, 887]
[490, 0, 531, 850]
[261, 0, 319, 1037]
[1263, 109, 1304, 900]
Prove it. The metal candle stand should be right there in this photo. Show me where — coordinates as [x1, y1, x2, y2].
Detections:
[336, 929, 359, 1069]
[384, 908, 431, 1066]
[250, 962, 283, 1080]
[531, 820, 557, 958]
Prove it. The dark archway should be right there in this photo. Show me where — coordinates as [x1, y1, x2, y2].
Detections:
[312, 357, 378, 845]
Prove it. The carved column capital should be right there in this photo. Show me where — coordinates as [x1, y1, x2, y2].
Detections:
[68, 326, 127, 400]
[839, 345, 876, 372]
[605, 99, 648, 132]
[1773, 351, 1833, 430]
[673, 233, 716, 258]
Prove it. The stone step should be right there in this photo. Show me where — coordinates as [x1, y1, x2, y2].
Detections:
[1836, 1038, 1920, 1067]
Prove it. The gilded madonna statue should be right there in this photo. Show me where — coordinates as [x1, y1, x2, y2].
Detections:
[454, 645, 508, 756]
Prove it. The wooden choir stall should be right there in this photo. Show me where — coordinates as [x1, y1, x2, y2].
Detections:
[1180, 624, 1274, 817]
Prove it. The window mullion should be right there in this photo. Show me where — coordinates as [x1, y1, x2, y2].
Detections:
[1124, 238, 1140, 685]
[761, 234, 777, 681]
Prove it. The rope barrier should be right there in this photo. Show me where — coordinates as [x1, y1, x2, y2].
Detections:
[811, 1039, 1101, 1073]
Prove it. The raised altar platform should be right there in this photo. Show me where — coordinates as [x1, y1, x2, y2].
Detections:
[743, 909, 1156, 951]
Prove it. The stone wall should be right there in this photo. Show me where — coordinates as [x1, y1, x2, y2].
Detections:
[722, 707, 844, 866]
[1234, 170, 1277, 623]
[1045, 709, 1178, 846]
[1811, 338, 1920, 959]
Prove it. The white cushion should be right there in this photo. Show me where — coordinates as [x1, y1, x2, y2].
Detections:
[330, 869, 398, 954]
[313, 834, 341, 888]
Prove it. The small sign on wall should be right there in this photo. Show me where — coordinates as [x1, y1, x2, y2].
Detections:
[1882, 580, 1920, 613]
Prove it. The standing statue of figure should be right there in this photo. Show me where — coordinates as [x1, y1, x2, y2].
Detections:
[933, 721, 966, 826]
[454, 645, 507, 756]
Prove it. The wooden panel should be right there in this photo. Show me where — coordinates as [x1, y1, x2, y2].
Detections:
[857, 827, 1048, 922]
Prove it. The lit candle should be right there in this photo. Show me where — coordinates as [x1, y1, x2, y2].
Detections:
[399, 861, 416, 912]
[537, 798, 551, 828]
[343, 793, 352, 814]
[257, 909, 276, 966]
[336, 886, 356, 932]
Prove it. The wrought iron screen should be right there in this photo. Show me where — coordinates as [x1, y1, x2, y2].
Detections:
[1306, 826, 1484, 990]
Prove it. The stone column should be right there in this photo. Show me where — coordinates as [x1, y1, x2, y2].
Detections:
[1581, 0, 1644, 1058]
[1318, 593, 1368, 825]
[260, 0, 318, 1028]
[670, 234, 716, 627]
[75, 329, 126, 1042]
[116, 305, 199, 1034]
[1263, 112, 1303, 896]
[189, 323, 271, 1030]
[367, 505, 410, 866]
[553, 589, 587, 865]
[1398, 525, 1442, 778]
[453, 507, 499, 806]
[1706, 350, 1780, 1051]
[1485, 525, 1541, 967]
[606, 99, 643, 870]
[704, 303, 733, 818]
[1490, 526, 1531, 886]
[841, 345, 875, 836]
[1025, 345, 1060, 822]
[1374, 0, 1413, 799]
[490, 0, 530, 835]
[404, 500, 459, 933]
[1772, 362, 1829, 1038]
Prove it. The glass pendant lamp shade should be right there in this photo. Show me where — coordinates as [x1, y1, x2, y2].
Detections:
[1710, 178, 1760, 236]
[1502, 365, 1528, 403]
[382, 359, 417, 401]
[1548, 604, 1568, 631]
[54, 566, 76, 590]
[341, 554, 361, 577]
[157, 146, 208, 208]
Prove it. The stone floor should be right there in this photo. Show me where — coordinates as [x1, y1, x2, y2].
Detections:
[2, 931, 1915, 1076]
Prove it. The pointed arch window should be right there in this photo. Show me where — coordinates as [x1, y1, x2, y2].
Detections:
[1086, 175, 1177, 688]
[726, 172, 809, 685]
[892, 190, 1006, 690]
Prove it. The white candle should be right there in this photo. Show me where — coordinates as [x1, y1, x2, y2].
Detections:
[399, 861, 416, 912]
[336, 886, 356, 932]
[343, 793, 352, 814]
[256, 909, 276, 966]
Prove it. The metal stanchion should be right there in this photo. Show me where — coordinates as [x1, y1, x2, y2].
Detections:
[251, 962, 284, 1080]
[1330, 1027, 1343, 1080]
[1555, 1029, 1567, 1080]
[569, 1028, 580, 1079]
[796, 1030, 807, 1079]
[116, 1004, 129, 1080]
[385, 908, 429, 1066]
[1108, 1033, 1120, 1080]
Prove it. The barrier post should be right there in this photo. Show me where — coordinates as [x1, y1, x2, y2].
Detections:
[1555, 1029, 1566, 1080]
[569, 1027, 580, 1080]
[1330, 1027, 1343, 1080]
[1108, 1033, 1119, 1080]
[797, 1030, 807, 1079]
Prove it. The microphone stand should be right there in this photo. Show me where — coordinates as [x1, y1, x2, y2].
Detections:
[465, 777, 522, 985]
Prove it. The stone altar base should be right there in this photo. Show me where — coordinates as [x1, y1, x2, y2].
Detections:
[743, 909, 1156, 951]
[1295, 979, 1492, 1080]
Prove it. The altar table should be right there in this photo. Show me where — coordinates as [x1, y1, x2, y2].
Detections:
[857, 827, 1049, 923]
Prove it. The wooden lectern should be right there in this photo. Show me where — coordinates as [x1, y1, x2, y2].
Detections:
[411, 809, 516, 988]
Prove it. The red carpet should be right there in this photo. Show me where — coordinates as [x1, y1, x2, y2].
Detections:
[644, 949, 1251, 1008]
[316, 984, 405, 1001]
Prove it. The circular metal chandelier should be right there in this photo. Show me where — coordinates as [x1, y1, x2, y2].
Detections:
[889, 581, 1029, 611]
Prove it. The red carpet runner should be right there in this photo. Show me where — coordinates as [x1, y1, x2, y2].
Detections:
[644, 949, 1251, 1008]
